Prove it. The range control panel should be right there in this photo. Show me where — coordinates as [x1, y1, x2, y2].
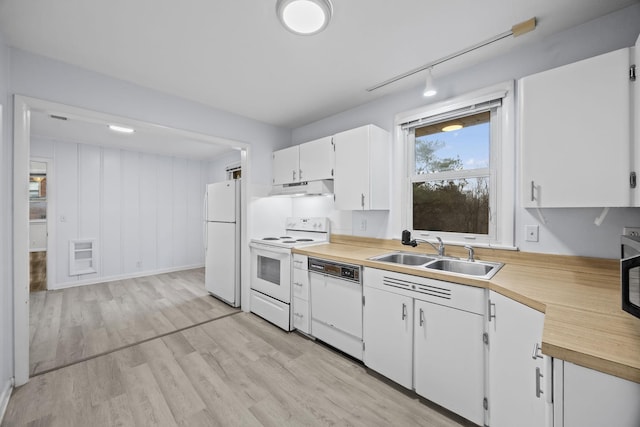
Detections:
[308, 258, 361, 284]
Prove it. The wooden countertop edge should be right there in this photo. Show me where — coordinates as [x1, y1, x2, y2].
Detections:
[542, 342, 640, 383]
[293, 237, 640, 384]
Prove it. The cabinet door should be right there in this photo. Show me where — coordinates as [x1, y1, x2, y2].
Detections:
[272, 145, 299, 185]
[414, 300, 485, 426]
[362, 285, 413, 389]
[334, 126, 370, 210]
[488, 291, 547, 427]
[562, 361, 640, 427]
[299, 136, 334, 182]
[520, 47, 631, 207]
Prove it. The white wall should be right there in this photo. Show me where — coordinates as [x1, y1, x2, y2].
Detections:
[31, 137, 209, 288]
[0, 29, 12, 417]
[291, 4, 640, 259]
[9, 48, 291, 187]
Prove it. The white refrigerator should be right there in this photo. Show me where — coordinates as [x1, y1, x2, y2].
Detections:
[204, 180, 240, 307]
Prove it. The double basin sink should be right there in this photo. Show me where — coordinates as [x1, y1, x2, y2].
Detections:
[369, 252, 503, 280]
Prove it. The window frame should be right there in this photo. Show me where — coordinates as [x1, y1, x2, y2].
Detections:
[395, 81, 516, 249]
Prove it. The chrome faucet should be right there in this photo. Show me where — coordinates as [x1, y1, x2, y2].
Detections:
[464, 244, 475, 262]
[402, 230, 445, 256]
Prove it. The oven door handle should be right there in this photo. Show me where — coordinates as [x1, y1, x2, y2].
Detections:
[249, 242, 292, 255]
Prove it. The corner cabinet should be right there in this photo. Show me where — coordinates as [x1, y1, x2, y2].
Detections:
[519, 43, 637, 207]
[272, 136, 334, 185]
[333, 125, 390, 210]
[487, 291, 551, 427]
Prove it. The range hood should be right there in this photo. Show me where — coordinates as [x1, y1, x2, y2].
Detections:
[270, 179, 334, 196]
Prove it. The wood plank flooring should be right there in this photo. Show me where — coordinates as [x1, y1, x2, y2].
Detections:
[4, 312, 468, 427]
[29, 268, 238, 375]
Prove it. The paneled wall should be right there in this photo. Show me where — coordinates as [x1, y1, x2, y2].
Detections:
[32, 137, 208, 289]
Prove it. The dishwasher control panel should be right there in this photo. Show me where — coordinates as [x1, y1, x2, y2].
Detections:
[308, 258, 361, 283]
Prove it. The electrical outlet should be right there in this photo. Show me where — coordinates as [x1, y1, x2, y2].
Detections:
[525, 225, 539, 242]
[623, 227, 640, 237]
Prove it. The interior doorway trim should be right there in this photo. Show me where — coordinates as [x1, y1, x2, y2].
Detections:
[12, 95, 252, 386]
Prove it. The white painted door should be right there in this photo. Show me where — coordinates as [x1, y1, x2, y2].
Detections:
[299, 136, 334, 182]
[414, 300, 485, 426]
[520, 47, 631, 207]
[488, 291, 547, 427]
[362, 284, 413, 389]
[272, 145, 299, 185]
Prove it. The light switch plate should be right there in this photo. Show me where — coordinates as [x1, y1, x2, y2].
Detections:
[525, 225, 539, 242]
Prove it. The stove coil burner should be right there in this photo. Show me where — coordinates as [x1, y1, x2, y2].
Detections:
[282, 240, 297, 244]
[262, 237, 279, 241]
[280, 236, 293, 239]
[296, 238, 314, 242]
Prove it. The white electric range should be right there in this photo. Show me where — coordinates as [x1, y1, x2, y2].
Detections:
[249, 217, 329, 331]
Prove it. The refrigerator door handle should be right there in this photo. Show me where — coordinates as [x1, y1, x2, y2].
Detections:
[203, 192, 208, 252]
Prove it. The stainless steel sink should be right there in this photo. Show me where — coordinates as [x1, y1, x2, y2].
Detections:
[369, 252, 436, 266]
[369, 251, 503, 279]
[424, 258, 503, 279]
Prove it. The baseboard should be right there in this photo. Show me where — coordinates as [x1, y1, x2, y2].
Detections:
[0, 378, 13, 425]
[50, 264, 205, 290]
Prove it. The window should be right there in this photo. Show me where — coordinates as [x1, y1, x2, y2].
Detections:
[397, 82, 515, 248]
[413, 111, 491, 235]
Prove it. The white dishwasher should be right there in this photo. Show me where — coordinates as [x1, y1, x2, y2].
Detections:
[308, 257, 363, 360]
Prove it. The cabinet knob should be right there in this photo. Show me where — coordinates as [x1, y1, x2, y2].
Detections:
[401, 303, 407, 320]
[419, 308, 425, 326]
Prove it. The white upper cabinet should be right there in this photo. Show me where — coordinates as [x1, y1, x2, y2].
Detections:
[272, 145, 300, 185]
[272, 137, 334, 185]
[520, 46, 634, 207]
[334, 124, 390, 210]
[299, 136, 334, 182]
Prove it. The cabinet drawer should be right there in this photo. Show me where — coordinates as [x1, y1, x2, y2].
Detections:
[292, 254, 308, 270]
[293, 296, 310, 334]
[292, 268, 309, 299]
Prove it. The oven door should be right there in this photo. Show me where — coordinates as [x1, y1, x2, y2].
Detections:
[250, 242, 292, 303]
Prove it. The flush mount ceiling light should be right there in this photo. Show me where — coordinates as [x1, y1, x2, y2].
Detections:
[276, 0, 333, 35]
[108, 124, 135, 134]
[442, 123, 463, 132]
[423, 67, 437, 97]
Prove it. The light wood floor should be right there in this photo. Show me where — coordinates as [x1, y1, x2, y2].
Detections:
[29, 268, 238, 375]
[4, 312, 467, 427]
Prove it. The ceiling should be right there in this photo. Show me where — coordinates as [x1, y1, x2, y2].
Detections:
[29, 108, 240, 160]
[1, 0, 637, 132]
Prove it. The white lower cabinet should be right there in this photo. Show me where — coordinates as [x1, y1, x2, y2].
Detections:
[557, 361, 640, 427]
[362, 284, 413, 389]
[292, 255, 310, 334]
[363, 268, 485, 425]
[487, 290, 551, 427]
[414, 300, 485, 425]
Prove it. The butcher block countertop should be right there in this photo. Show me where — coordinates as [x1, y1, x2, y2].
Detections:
[293, 235, 640, 384]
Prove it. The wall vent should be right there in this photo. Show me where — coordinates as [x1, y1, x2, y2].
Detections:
[69, 239, 97, 275]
